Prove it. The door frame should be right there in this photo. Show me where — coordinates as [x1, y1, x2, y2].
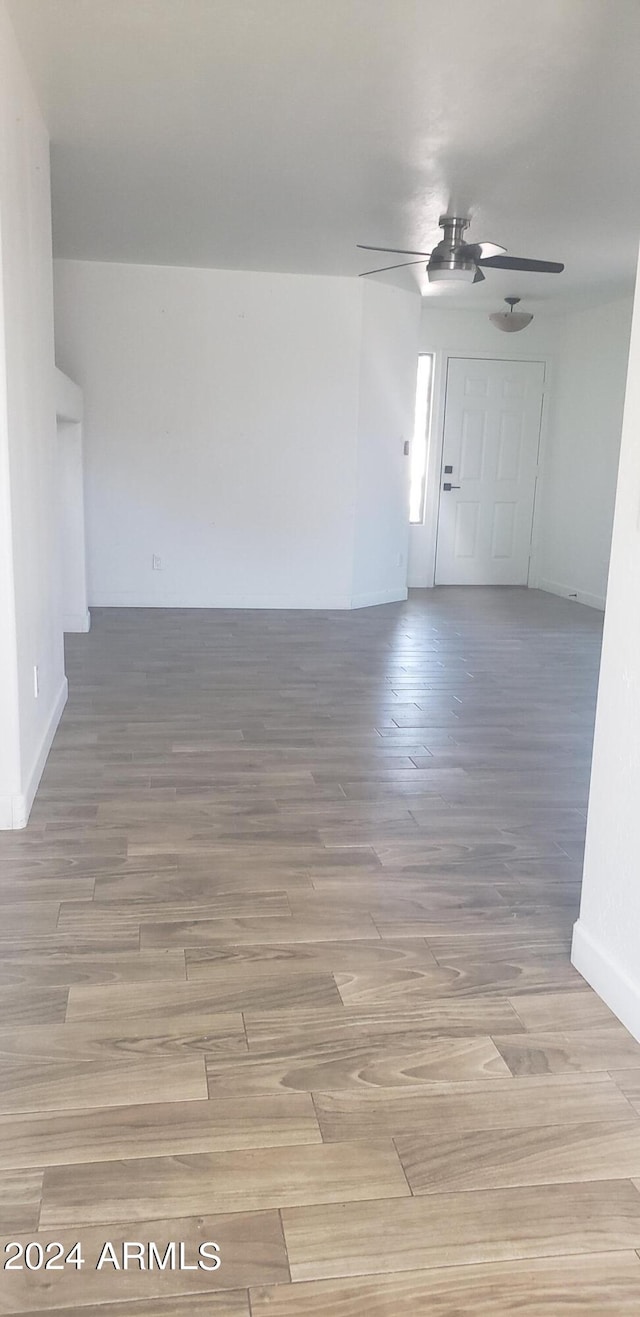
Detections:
[410, 349, 553, 589]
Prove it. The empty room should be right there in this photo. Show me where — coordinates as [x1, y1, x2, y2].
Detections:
[2, 1, 640, 1313]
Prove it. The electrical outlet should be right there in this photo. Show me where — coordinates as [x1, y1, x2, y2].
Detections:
[397, 551, 404, 567]
[33, 665, 39, 698]
[152, 554, 162, 571]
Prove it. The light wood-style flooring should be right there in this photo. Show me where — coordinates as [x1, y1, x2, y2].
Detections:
[1, 586, 640, 1314]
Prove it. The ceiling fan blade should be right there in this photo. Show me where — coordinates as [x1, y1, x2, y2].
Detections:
[357, 244, 431, 257]
[478, 255, 565, 273]
[463, 241, 508, 260]
[475, 242, 507, 259]
[359, 259, 427, 277]
[473, 266, 486, 283]
[461, 241, 506, 262]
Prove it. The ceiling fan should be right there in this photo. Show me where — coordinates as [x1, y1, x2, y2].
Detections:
[358, 215, 564, 283]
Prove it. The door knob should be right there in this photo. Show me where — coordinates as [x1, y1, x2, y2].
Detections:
[443, 482, 461, 491]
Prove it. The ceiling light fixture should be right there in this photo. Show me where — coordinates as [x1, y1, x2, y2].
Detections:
[489, 296, 534, 332]
[427, 264, 477, 284]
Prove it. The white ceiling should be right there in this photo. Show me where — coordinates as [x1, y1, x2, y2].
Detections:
[8, 0, 640, 308]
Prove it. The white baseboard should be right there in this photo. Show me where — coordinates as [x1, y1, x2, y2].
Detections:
[63, 609, 91, 633]
[89, 593, 353, 610]
[350, 587, 408, 610]
[90, 591, 410, 612]
[537, 578, 605, 611]
[2, 677, 68, 830]
[572, 919, 640, 1044]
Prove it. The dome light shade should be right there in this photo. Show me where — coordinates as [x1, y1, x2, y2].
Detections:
[489, 296, 533, 332]
[428, 265, 476, 283]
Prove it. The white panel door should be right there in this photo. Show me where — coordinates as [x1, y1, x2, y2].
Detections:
[435, 358, 545, 585]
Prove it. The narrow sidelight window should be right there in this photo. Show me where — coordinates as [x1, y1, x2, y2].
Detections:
[409, 353, 434, 524]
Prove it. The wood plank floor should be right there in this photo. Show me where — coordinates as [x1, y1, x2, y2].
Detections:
[1, 586, 640, 1314]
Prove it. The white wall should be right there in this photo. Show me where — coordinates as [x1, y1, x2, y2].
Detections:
[0, 300, 21, 823]
[409, 298, 632, 606]
[572, 252, 640, 1042]
[57, 417, 90, 632]
[536, 296, 633, 609]
[54, 260, 420, 611]
[55, 364, 83, 423]
[54, 367, 89, 634]
[351, 280, 421, 608]
[0, 2, 66, 829]
[54, 261, 364, 609]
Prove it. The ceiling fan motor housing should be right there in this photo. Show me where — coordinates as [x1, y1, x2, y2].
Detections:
[427, 216, 477, 283]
